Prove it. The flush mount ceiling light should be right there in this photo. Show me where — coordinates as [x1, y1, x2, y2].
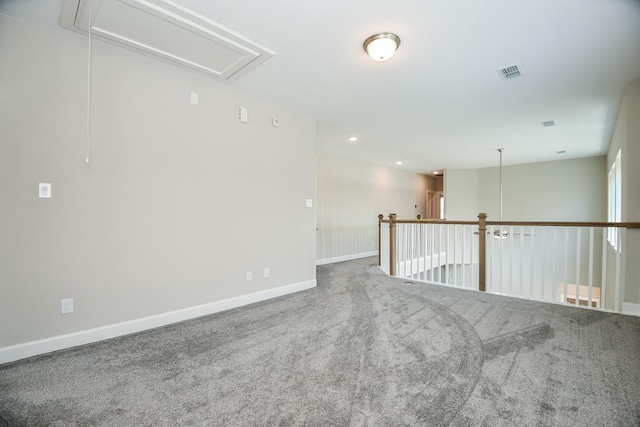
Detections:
[348, 136, 358, 142]
[363, 33, 401, 62]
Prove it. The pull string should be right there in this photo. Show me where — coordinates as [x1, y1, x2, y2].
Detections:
[498, 148, 504, 222]
[86, 9, 92, 166]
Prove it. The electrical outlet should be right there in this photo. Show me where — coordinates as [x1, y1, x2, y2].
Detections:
[61, 298, 73, 314]
[264, 268, 270, 278]
[246, 271, 252, 281]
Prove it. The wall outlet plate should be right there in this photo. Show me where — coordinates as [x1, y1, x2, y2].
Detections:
[61, 298, 73, 314]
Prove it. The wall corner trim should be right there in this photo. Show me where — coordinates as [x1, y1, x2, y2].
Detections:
[0, 279, 316, 365]
[622, 302, 640, 317]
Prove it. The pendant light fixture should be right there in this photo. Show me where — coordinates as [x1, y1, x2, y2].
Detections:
[363, 33, 401, 62]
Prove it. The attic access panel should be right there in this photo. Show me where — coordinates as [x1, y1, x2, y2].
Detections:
[60, 0, 275, 82]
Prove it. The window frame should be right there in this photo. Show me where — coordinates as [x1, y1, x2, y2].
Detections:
[607, 150, 622, 251]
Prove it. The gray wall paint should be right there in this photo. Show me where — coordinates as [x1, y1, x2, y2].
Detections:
[0, 15, 316, 347]
[316, 151, 427, 263]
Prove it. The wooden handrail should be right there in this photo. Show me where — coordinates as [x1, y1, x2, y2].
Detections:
[379, 218, 640, 228]
[380, 219, 479, 225]
[485, 221, 640, 228]
[377, 212, 640, 293]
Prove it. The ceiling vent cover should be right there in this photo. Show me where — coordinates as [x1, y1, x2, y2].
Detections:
[541, 120, 556, 127]
[497, 64, 522, 81]
[59, 0, 275, 83]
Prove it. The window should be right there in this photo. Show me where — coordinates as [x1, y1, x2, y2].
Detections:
[607, 150, 622, 250]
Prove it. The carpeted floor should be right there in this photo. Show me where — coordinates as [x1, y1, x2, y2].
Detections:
[2, 257, 640, 426]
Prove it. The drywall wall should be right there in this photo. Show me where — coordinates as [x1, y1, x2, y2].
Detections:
[446, 157, 606, 222]
[477, 156, 606, 222]
[316, 151, 427, 264]
[608, 79, 640, 305]
[0, 14, 316, 358]
[443, 169, 479, 220]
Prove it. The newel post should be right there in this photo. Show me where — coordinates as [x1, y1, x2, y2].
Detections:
[378, 214, 384, 266]
[389, 213, 397, 276]
[478, 213, 487, 292]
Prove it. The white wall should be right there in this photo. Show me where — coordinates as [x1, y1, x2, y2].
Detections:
[608, 79, 640, 305]
[0, 15, 316, 360]
[316, 151, 427, 264]
[445, 157, 606, 222]
[443, 169, 479, 220]
[478, 156, 606, 222]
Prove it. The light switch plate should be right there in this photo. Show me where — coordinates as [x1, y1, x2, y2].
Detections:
[39, 183, 52, 199]
[239, 107, 249, 123]
[190, 92, 198, 105]
[305, 199, 313, 208]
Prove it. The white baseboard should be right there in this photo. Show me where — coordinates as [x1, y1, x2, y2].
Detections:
[622, 302, 640, 317]
[0, 279, 316, 365]
[316, 251, 378, 266]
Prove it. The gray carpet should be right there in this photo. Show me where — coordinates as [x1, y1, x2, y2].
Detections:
[2, 257, 640, 426]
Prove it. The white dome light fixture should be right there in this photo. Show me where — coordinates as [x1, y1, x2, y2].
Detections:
[363, 33, 401, 62]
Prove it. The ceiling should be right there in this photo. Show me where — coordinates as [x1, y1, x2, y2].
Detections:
[3, 0, 640, 173]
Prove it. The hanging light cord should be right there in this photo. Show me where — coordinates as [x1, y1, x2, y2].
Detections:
[498, 148, 503, 222]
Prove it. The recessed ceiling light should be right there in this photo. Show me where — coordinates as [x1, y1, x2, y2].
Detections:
[433, 171, 439, 175]
[396, 161, 403, 165]
[348, 136, 358, 142]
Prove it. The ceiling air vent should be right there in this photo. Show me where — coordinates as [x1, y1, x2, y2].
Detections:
[59, 0, 275, 83]
[497, 64, 522, 81]
[541, 120, 555, 127]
